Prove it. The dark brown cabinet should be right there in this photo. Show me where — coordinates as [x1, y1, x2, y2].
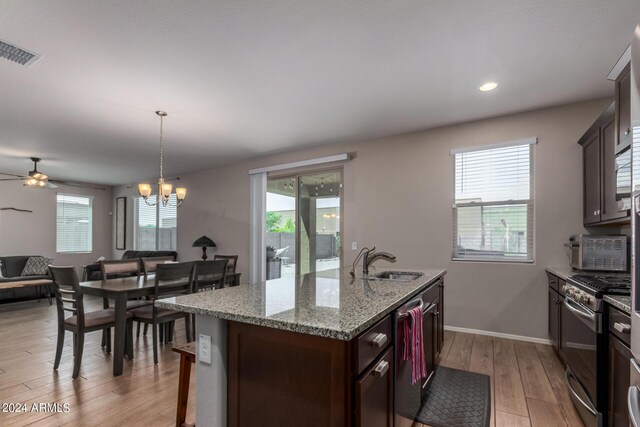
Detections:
[583, 132, 602, 225]
[548, 286, 560, 347]
[356, 348, 393, 427]
[579, 102, 630, 226]
[616, 65, 631, 153]
[608, 306, 632, 427]
[547, 274, 563, 360]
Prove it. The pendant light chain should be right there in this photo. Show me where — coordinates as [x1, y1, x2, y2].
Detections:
[137, 110, 186, 207]
[159, 113, 164, 182]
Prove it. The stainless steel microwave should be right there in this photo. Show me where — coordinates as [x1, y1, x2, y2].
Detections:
[567, 234, 628, 272]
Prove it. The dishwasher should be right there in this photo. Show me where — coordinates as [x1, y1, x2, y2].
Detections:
[394, 290, 434, 424]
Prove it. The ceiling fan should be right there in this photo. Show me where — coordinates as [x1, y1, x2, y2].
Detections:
[0, 158, 106, 190]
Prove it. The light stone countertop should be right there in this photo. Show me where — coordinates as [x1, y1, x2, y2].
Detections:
[156, 267, 446, 341]
[545, 266, 577, 282]
[604, 295, 631, 315]
[546, 266, 631, 314]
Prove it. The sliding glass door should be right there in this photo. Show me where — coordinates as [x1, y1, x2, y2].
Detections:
[266, 170, 342, 278]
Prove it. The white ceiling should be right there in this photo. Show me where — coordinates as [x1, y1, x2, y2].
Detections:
[0, 1, 638, 185]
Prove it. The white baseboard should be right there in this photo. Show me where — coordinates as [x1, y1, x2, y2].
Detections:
[444, 325, 552, 345]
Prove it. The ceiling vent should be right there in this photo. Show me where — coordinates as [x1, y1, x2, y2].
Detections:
[0, 39, 41, 66]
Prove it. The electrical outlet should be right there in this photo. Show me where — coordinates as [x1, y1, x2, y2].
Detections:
[351, 241, 357, 251]
[199, 334, 212, 364]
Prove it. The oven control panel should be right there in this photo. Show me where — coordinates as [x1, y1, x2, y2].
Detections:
[561, 283, 596, 311]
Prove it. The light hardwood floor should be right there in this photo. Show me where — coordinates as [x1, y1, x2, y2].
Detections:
[0, 297, 581, 426]
[415, 331, 585, 427]
[0, 296, 195, 426]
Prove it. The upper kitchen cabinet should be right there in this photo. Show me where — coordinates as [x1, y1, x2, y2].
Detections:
[615, 64, 631, 153]
[579, 100, 631, 226]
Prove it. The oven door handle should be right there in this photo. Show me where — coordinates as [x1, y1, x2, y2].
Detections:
[563, 297, 596, 322]
[566, 369, 597, 416]
[629, 385, 640, 427]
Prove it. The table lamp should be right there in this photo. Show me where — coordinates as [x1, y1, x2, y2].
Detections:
[193, 235, 216, 260]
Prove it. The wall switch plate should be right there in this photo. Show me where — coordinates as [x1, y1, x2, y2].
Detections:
[351, 241, 357, 251]
[199, 334, 212, 364]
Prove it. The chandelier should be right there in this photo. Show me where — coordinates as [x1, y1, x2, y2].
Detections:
[137, 111, 186, 207]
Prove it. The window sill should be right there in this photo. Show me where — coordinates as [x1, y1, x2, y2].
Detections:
[56, 251, 93, 254]
[452, 257, 535, 264]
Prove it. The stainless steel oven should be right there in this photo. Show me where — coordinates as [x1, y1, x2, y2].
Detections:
[560, 283, 604, 426]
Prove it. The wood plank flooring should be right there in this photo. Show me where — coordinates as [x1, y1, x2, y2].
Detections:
[0, 296, 194, 426]
[0, 298, 581, 426]
[415, 331, 584, 427]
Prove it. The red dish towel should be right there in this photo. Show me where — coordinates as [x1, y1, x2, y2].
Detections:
[399, 306, 427, 385]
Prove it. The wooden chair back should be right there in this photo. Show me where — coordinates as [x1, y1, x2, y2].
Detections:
[142, 256, 176, 275]
[214, 255, 238, 274]
[49, 266, 85, 328]
[153, 262, 195, 301]
[194, 260, 228, 292]
[99, 259, 141, 280]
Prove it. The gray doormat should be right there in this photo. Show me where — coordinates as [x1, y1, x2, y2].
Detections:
[415, 366, 491, 427]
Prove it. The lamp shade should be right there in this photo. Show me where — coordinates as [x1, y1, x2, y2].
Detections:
[193, 235, 216, 248]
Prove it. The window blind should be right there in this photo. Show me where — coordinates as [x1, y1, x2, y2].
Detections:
[134, 195, 177, 251]
[135, 196, 157, 250]
[452, 142, 534, 262]
[158, 195, 177, 250]
[56, 194, 93, 253]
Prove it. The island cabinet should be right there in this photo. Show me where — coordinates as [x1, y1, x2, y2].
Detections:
[227, 315, 394, 427]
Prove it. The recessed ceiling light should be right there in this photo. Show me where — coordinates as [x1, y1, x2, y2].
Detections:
[479, 82, 498, 92]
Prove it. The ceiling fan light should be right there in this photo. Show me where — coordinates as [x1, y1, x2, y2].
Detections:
[24, 177, 42, 188]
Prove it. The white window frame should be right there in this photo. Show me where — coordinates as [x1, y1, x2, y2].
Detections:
[132, 195, 178, 251]
[56, 193, 93, 254]
[451, 138, 536, 263]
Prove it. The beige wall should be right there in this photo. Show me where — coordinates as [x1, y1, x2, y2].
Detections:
[113, 98, 612, 339]
[1, 181, 113, 274]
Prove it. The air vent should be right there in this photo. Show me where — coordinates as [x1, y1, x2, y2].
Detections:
[0, 39, 41, 66]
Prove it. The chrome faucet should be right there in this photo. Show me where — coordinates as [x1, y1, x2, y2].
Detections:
[362, 247, 396, 276]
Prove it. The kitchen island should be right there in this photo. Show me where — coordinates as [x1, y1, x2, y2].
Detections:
[157, 267, 446, 427]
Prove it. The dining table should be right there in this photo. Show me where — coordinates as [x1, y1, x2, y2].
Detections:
[80, 275, 159, 376]
[80, 272, 235, 376]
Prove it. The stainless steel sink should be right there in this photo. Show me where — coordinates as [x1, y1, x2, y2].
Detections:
[370, 271, 423, 282]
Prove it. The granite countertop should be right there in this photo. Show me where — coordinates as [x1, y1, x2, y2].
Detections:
[604, 295, 631, 314]
[156, 267, 446, 341]
[546, 266, 631, 314]
[545, 266, 576, 281]
[546, 266, 631, 282]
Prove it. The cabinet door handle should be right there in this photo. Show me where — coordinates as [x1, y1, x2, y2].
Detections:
[625, 128, 631, 136]
[371, 333, 387, 348]
[614, 322, 631, 333]
[373, 360, 389, 378]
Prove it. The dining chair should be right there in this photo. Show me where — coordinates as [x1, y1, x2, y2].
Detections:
[130, 262, 195, 364]
[141, 256, 176, 276]
[194, 260, 228, 292]
[49, 266, 134, 379]
[190, 260, 228, 335]
[100, 259, 151, 339]
[214, 255, 238, 285]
